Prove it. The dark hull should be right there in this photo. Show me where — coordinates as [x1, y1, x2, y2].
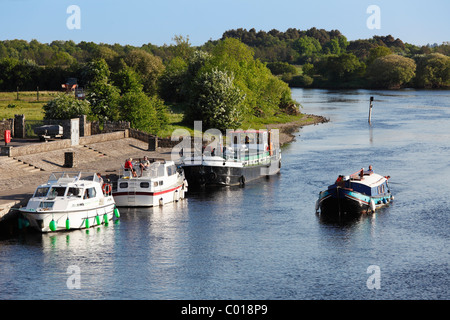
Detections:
[317, 187, 392, 217]
[182, 158, 281, 188]
[319, 195, 370, 217]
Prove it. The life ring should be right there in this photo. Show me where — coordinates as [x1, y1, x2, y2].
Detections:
[102, 183, 112, 195]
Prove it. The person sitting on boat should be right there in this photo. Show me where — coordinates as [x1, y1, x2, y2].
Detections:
[124, 158, 137, 177]
[139, 156, 150, 177]
[364, 165, 374, 175]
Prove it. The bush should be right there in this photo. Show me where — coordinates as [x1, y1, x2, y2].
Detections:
[43, 93, 90, 120]
[119, 91, 167, 135]
[414, 53, 450, 88]
[366, 54, 416, 88]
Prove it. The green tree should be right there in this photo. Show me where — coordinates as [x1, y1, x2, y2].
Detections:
[366, 46, 392, 65]
[323, 38, 341, 55]
[414, 53, 450, 88]
[86, 81, 121, 121]
[158, 56, 188, 102]
[112, 66, 143, 94]
[123, 49, 165, 95]
[83, 58, 121, 121]
[366, 54, 416, 88]
[326, 53, 365, 82]
[204, 38, 294, 118]
[186, 68, 245, 131]
[119, 91, 166, 134]
[293, 36, 321, 62]
[43, 93, 91, 120]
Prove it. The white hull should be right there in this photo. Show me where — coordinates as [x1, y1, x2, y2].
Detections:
[21, 202, 117, 233]
[113, 160, 188, 207]
[19, 172, 118, 233]
[113, 182, 186, 207]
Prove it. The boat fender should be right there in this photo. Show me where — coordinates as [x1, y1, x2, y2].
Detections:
[370, 199, 376, 212]
[18, 216, 30, 229]
[114, 207, 120, 218]
[209, 172, 217, 181]
[103, 213, 109, 225]
[96, 215, 101, 225]
[315, 200, 319, 212]
[85, 218, 90, 229]
[49, 219, 57, 232]
[174, 189, 179, 202]
[65, 218, 70, 230]
[239, 175, 245, 186]
[159, 198, 164, 206]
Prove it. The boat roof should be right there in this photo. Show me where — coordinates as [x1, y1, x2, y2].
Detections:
[349, 172, 386, 187]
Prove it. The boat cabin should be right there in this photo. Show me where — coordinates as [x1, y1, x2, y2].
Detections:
[331, 170, 390, 197]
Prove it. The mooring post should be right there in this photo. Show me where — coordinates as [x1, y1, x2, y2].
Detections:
[368, 96, 374, 124]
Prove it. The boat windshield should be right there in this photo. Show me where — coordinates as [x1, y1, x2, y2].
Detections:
[49, 186, 67, 197]
[34, 186, 50, 197]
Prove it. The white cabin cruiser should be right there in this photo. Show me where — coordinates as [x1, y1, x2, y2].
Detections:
[113, 159, 187, 207]
[20, 172, 118, 233]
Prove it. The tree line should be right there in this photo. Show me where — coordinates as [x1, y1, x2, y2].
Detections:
[0, 36, 295, 133]
[218, 28, 449, 89]
[0, 28, 449, 135]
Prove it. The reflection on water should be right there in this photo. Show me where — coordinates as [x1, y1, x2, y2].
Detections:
[1, 88, 449, 300]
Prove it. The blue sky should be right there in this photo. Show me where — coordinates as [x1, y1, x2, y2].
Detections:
[0, 0, 448, 46]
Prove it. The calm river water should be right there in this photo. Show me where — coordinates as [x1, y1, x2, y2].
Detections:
[0, 88, 448, 300]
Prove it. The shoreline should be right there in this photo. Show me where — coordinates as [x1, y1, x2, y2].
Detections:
[265, 113, 329, 146]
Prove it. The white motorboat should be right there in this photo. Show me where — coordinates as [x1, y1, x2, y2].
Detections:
[113, 159, 187, 207]
[20, 172, 118, 233]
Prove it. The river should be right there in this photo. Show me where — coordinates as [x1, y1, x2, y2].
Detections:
[0, 88, 448, 300]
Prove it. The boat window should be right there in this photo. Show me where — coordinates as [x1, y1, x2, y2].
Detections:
[153, 182, 158, 187]
[166, 165, 177, 176]
[34, 187, 49, 197]
[84, 187, 96, 199]
[159, 181, 163, 186]
[67, 187, 82, 197]
[49, 187, 66, 197]
[39, 201, 54, 209]
[140, 182, 150, 188]
[119, 182, 128, 189]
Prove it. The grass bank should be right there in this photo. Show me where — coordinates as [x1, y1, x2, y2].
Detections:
[0, 91, 57, 120]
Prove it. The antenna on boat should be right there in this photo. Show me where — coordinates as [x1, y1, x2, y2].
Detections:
[368, 96, 374, 124]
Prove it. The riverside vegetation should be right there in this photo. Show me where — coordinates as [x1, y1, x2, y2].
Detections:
[1, 28, 449, 137]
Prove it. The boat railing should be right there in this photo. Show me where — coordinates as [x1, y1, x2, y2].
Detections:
[119, 162, 164, 179]
[181, 145, 279, 165]
[47, 172, 101, 184]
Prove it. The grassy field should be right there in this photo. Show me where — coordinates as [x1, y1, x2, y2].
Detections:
[0, 91, 57, 121]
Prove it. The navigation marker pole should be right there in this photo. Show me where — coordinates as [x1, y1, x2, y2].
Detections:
[368, 96, 374, 124]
